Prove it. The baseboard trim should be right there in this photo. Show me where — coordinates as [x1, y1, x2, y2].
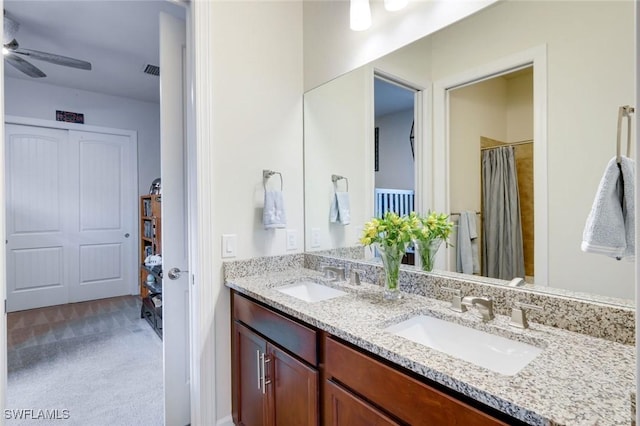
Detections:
[216, 415, 233, 426]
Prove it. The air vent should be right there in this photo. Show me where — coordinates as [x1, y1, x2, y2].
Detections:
[143, 64, 160, 76]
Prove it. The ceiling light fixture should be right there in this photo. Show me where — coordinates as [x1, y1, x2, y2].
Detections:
[384, 0, 408, 12]
[350, 0, 372, 31]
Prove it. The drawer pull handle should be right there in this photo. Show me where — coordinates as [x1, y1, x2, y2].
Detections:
[260, 353, 271, 394]
[256, 350, 262, 390]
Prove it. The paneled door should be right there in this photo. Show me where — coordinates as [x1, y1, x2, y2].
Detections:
[5, 123, 136, 312]
[70, 130, 135, 303]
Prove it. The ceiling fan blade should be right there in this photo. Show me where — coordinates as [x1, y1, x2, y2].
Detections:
[13, 48, 91, 70]
[5, 53, 46, 78]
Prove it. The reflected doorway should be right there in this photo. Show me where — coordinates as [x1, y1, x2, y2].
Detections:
[373, 76, 417, 264]
[448, 66, 534, 281]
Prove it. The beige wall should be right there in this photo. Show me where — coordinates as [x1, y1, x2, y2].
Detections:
[303, 1, 634, 298]
[302, 0, 498, 91]
[506, 72, 534, 142]
[210, 1, 304, 421]
[430, 1, 634, 297]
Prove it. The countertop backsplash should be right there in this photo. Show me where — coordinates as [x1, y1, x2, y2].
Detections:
[304, 252, 635, 345]
[223, 251, 634, 345]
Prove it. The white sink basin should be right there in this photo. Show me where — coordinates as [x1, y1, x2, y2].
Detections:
[384, 315, 543, 375]
[276, 281, 348, 303]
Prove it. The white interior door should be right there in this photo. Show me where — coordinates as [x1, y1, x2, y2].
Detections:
[160, 11, 190, 425]
[71, 130, 134, 303]
[5, 124, 72, 311]
[5, 123, 136, 312]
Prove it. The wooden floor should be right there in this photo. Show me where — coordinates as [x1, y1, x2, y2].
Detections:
[7, 296, 145, 372]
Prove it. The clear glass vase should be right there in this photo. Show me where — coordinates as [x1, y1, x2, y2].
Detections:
[415, 238, 443, 272]
[377, 243, 406, 300]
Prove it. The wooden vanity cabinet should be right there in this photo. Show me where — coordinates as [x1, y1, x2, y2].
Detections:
[324, 379, 401, 426]
[323, 336, 512, 426]
[231, 291, 319, 426]
[231, 290, 524, 426]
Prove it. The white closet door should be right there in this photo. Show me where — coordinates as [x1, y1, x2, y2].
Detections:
[69, 130, 134, 303]
[5, 124, 135, 311]
[5, 124, 73, 311]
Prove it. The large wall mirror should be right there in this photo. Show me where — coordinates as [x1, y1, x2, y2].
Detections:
[303, 0, 635, 301]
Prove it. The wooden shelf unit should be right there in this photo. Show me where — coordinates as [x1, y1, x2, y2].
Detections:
[139, 194, 162, 339]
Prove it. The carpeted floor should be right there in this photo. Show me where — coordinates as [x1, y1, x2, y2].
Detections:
[7, 296, 163, 425]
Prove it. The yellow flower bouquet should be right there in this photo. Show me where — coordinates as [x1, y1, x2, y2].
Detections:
[412, 211, 454, 272]
[360, 212, 418, 300]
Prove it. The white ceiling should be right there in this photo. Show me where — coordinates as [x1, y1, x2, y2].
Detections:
[4, 0, 185, 104]
[375, 78, 414, 118]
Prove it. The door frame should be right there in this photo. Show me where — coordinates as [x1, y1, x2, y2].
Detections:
[2, 115, 139, 299]
[432, 45, 548, 285]
[0, 1, 216, 423]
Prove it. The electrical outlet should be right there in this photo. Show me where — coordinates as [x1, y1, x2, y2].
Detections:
[222, 234, 237, 258]
[311, 228, 321, 248]
[286, 229, 297, 251]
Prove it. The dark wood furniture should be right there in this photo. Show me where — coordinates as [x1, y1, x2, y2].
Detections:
[139, 194, 162, 338]
[232, 291, 319, 426]
[230, 290, 525, 426]
[324, 336, 510, 426]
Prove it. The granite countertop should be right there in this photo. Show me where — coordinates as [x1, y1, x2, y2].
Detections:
[226, 268, 635, 426]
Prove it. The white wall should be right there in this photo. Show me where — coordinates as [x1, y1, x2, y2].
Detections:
[4, 77, 160, 196]
[375, 108, 414, 190]
[209, 1, 304, 421]
[449, 77, 507, 215]
[304, 67, 371, 251]
[303, 0, 499, 91]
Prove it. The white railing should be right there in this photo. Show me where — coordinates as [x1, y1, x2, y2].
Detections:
[374, 188, 415, 218]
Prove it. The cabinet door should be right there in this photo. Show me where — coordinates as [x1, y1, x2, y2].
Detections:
[269, 343, 319, 426]
[233, 322, 268, 426]
[324, 380, 400, 426]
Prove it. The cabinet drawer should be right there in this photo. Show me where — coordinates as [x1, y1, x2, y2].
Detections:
[324, 379, 400, 426]
[233, 291, 318, 366]
[324, 337, 508, 426]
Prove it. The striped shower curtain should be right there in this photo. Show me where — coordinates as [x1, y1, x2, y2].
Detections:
[481, 146, 525, 280]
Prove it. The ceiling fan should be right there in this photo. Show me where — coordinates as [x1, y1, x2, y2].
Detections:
[3, 11, 92, 78]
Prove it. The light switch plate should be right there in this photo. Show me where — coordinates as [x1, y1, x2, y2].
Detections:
[222, 234, 237, 258]
[286, 229, 297, 251]
[311, 228, 321, 248]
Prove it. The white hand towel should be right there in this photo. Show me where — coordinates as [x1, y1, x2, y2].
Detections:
[581, 156, 635, 260]
[263, 190, 287, 229]
[456, 211, 480, 274]
[329, 192, 351, 225]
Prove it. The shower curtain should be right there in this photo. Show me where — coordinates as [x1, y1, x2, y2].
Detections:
[481, 146, 525, 280]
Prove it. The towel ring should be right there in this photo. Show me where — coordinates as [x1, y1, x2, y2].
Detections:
[263, 169, 283, 191]
[331, 174, 349, 192]
[616, 105, 635, 163]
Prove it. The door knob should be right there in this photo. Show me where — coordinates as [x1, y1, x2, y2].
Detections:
[124, 233, 130, 238]
[168, 267, 188, 280]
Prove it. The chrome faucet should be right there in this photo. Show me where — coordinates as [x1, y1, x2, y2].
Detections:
[509, 302, 542, 329]
[461, 296, 495, 322]
[441, 286, 467, 313]
[349, 269, 363, 285]
[322, 265, 346, 281]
